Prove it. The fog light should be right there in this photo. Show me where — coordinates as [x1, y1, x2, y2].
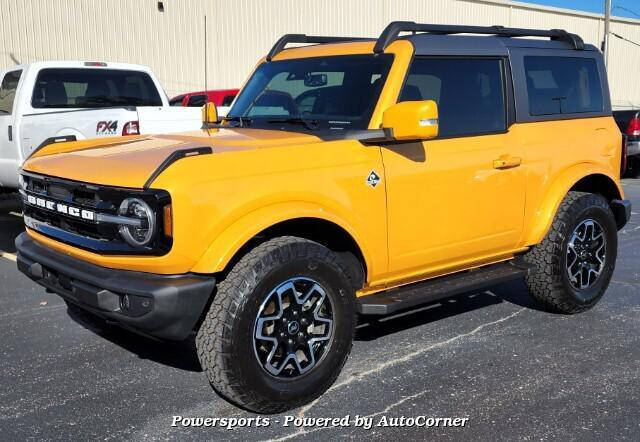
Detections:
[118, 294, 153, 317]
[121, 294, 131, 311]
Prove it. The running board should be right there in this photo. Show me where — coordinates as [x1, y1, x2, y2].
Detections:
[357, 261, 532, 315]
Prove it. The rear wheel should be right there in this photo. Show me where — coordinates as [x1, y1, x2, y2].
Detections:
[195, 236, 356, 413]
[524, 191, 617, 314]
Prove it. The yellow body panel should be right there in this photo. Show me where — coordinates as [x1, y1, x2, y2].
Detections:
[20, 40, 624, 298]
[509, 118, 623, 246]
[381, 131, 526, 280]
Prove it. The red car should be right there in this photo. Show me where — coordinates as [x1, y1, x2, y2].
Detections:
[169, 89, 239, 107]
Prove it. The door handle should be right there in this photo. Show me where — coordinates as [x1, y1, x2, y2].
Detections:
[493, 155, 521, 169]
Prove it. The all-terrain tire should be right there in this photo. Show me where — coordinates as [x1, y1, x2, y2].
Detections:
[523, 191, 618, 314]
[195, 236, 356, 413]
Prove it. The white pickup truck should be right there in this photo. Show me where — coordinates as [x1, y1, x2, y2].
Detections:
[0, 61, 203, 190]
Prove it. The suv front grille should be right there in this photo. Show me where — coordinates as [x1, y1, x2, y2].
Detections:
[20, 172, 172, 255]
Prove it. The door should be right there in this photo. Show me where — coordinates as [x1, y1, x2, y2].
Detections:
[0, 69, 23, 187]
[382, 57, 525, 279]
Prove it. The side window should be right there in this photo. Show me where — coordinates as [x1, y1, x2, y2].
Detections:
[399, 58, 506, 137]
[524, 56, 603, 116]
[0, 70, 22, 115]
[187, 94, 207, 107]
[297, 94, 317, 114]
[169, 96, 184, 106]
[221, 94, 236, 107]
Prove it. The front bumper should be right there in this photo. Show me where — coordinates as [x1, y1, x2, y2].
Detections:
[15, 232, 215, 340]
[627, 140, 640, 157]
[611, 199, 632, 230]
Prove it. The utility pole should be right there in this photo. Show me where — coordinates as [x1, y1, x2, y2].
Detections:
[604, 0, 611, 67]
[204, 15, 208, 94]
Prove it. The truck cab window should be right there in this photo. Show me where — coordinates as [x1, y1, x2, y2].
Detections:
[31, 68, 163, 108]
[187, 94, 207, 107]
[169, 96, 184, 106]
[0, 70, 22, 114]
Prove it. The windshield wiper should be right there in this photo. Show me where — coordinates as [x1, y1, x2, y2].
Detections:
[266, 117, 319, 131]
[223, 116, 252, 127]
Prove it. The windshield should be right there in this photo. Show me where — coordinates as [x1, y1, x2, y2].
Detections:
[226, 54, 394, 131]
[31, 68, 163, 108]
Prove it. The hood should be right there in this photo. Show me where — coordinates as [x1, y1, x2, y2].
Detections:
[22, 128, 323, 188]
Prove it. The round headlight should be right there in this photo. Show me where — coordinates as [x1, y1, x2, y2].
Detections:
[118, 198, 155, 247]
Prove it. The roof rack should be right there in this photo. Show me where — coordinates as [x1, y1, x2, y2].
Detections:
[373, 21, 585, 53]
[266, 34, 373, 61]
[265, 22, 585, 62]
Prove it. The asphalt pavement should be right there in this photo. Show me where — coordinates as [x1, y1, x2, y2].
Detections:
[1, 182, 639, 441]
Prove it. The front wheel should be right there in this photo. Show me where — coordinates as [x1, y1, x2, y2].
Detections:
[195, 236, 356, 413]
[524, 191, 618, 314]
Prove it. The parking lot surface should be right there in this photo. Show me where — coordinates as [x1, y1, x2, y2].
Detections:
[1, 181, 639, 441]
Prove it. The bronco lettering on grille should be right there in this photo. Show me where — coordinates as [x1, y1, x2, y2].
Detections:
[26, 194, 95, 221]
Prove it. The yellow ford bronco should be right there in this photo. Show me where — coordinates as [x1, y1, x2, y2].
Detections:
[16, 22, 631, 413]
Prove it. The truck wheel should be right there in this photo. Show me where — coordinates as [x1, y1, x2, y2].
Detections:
[524, 191, 617, 314]
[195, 236, 356, 413]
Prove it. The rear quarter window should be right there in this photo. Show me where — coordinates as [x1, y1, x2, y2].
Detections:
[524, 56, 603, 116]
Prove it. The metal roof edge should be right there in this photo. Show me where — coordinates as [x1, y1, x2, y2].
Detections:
[466, 0, 640, 26]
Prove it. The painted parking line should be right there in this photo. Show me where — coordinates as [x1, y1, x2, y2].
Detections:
[0, 251, 17, 262]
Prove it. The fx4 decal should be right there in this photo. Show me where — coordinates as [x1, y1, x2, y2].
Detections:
[96, 121, 118, 135]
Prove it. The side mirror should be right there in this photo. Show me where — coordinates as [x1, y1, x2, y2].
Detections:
[382, 100, 439, 141]
[202, 102, 218, 124]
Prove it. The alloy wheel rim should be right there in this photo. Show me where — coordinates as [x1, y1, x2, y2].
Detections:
[566, 219, 607, 291]
[253, 277, 334, 378]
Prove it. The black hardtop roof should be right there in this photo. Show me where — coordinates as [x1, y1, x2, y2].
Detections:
[406, 33, 599, 57]
[266, 21, 598, 61]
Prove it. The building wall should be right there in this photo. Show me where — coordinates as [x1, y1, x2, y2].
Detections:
[1, 0, 639, 107]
